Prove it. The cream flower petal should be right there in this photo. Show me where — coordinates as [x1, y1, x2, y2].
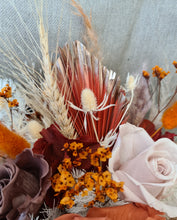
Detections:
[109, 123, 154, 171]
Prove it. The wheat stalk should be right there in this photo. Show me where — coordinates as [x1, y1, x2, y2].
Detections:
[42, 74, 77, 139]
[38, 6, 77, 139]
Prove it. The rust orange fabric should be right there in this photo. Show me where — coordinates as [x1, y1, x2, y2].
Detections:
[54, 203, 165, 220]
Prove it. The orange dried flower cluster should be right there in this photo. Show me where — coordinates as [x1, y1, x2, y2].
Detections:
[52, 164, 75, 193]
[51, 142, 124, 209]
[143, 65, 171, 80]
[80, 171, 124, 207]
[91, 147, 112, 167]
[0, 84, 12, 98]
[0, 84, 19, 108]
[8, 99, 19, 108]
[173, 60, 177, 72]
[62, 142, 91, 167]
[152, 65, 170, 80]
[142, 70, 150, 79]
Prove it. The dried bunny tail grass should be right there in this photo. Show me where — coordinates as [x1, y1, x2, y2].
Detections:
[0, 122, 30, 158]
[71, 0, 101, 59]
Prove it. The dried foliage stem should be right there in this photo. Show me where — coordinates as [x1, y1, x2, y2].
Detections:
[114, 90, 134, 133]
[152, 86, 177, 123]
[10, 108, 13, 130]
[158, 80, 161, 112]
[151, 125, 163, 138]
[90, 114, 99, 142]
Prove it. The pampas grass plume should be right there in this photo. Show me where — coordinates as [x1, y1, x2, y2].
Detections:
[0, 122, 30, 158]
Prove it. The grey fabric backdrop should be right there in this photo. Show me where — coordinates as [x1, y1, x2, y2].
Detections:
[0, 0, 177, 82]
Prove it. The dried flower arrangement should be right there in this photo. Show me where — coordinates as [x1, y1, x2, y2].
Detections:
[0, 1, 177, 220]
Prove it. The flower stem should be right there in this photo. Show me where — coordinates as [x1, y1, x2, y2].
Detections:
[152, 86, 177, 122]
[10, 108, 13, 130]
[157, 79, 161, 112]
[114, 89, 134, 132]
[90, 113, 99, 142]
[151, 125, 163, 138]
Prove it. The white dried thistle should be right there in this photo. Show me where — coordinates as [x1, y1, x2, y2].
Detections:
[69, 88, 115, 142]
[125, 73, 139, 91]
[100, 129, 117, 148]
[113, 73, 139, 133]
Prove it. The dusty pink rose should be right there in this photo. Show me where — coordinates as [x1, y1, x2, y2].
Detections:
[0, 149, 51, 220]
[109, 123, 177, 218]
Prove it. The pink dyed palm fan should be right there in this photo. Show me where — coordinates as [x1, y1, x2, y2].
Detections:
[53, 41, 127, 145]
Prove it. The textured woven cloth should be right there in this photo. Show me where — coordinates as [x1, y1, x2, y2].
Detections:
[0, 0, 177, 80]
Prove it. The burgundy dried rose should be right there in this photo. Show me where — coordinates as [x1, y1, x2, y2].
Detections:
[33, 124, 99, 174]
[0, 149, 51, 220]
[140, 119, 177, 141]
[33, 124, 103, 207]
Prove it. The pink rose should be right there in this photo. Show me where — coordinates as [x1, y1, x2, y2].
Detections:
[109, 123, 177, 218]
